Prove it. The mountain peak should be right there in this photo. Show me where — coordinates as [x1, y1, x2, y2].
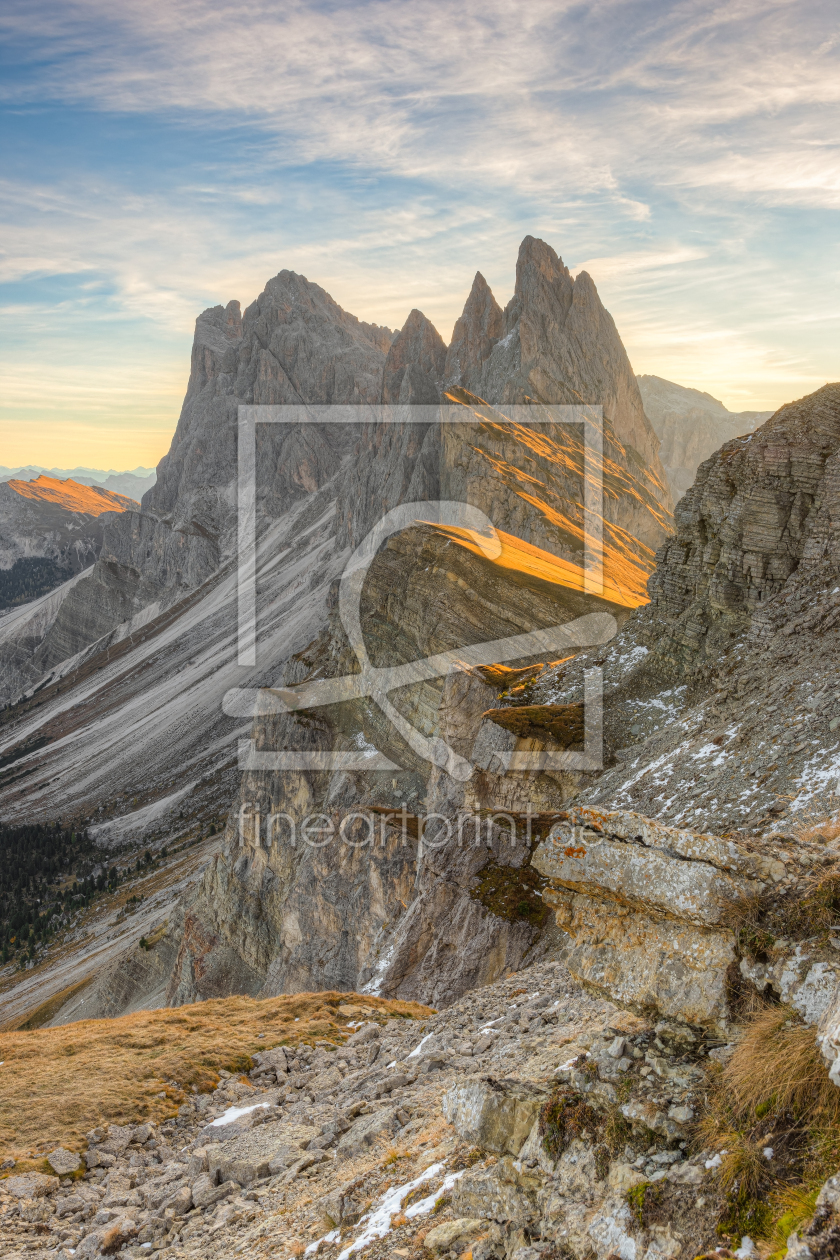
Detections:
[444, 272, 504, 385]
[382, 308, 447, 404]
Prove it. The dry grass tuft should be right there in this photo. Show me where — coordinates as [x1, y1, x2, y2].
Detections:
[699, 1005, 840, 1244]
[721, 861, 840, 959]
[791, 811, 840, 846]
[0, 989, 431, 1163]
[719, 1006, 840, 1130]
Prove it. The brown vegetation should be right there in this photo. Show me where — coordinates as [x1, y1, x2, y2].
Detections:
[698, 1005, 840, 1246]
[482, 703, 584, 746]
[0, 990, 431, 1163]
[721, 855, 840, 961]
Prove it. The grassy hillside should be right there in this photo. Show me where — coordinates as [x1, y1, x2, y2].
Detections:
[0, 990, 432, 1164]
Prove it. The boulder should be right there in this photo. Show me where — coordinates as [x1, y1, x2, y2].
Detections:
[442, 1078, 549, 1156]
[335, 1107, 398, 1158]
[162, 1184, 193, 1216]
[307, 1065, 344, 1098]
[452, 1161, 538, 1226]
[252, 1046, 288, 1075]
[98, 1123, 135, 1155]
[191, 1173, 238, 1209]
[47, 1147, 82, 1176]
[19, 1196, 55, 1223]
[100, 1216, 139, 1252]
[55, 1194, 86, 1218]
[4, 1171, 60, 1198]
[347, 1022, 381, 1047]
[533, 807, 808, 1032]
[424, 1216, 485, 1252]
[206, 1122, 319, 1186]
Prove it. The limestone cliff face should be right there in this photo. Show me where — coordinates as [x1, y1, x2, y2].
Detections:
[638, 374, 772, 501]
[519, 382, 840, 847]
[448, 238, 667, 481]
[645, 382, 840, 677]
[0, 236, 679, 1019]
[439, 239, 672, 555]
[533, 805, 840, 1037]
[25, 275, 393, 674]
[164, 240, 678, 1011]
[382, 309, 446, 405]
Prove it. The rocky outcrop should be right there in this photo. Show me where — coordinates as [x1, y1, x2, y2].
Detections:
[533, 806, 840, 1034]
[642, 382, 840, 675]
[0, 959, 730, 1260]
[638, 374, 772, 500]
[450, 237, 667, 479]
[490, 381, 840, 845]
[382, 309, 446, 405]
[444, 271, 504, 385]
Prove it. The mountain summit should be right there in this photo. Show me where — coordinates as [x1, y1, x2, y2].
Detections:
[0, 236, 674, 1021]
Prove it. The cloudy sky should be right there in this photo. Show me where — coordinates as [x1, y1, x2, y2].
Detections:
[1, 0, 838, 468]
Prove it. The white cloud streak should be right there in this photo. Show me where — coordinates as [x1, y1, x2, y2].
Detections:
[2, 0, 839, 205]
[0, 0, 838, 462]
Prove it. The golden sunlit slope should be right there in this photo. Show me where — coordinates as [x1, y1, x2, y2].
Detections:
[436, 395, 669, 608]
[0, 991, 432, 1164]
[433, 522, 653, 607]
[6, 474, 137, 515]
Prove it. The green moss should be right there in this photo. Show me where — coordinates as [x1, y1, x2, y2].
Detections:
[718, 1187, 775, 1243]
[471, 860, 549, 925]
[625, 1181, 662, 1227]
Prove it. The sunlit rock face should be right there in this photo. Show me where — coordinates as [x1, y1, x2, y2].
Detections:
[0, 474, 135, 574]
[0, 236, 679, 1020]
[160, 240, 676, 1012]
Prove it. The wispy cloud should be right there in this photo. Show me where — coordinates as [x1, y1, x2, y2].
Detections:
[0, 0, 838, 462]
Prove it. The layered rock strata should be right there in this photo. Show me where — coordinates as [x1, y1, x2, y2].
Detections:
[533, 806, 840, 1035]
[0, 234, 679, 1021]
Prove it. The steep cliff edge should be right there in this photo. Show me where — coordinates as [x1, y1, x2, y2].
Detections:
[0, 235, 676, 1024]
[522, 382, 840, 839]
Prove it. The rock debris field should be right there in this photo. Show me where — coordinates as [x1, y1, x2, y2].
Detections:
[0, 956, 732, 1260]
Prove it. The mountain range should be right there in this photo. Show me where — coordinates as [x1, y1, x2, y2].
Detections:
[0, 467, 156, 500]
[0, 235, 837, 1042]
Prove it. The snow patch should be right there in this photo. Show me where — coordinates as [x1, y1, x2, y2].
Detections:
[210, 1102, 270, 1128]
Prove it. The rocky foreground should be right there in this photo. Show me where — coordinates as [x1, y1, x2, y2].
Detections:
[0, 954, 747, 1260]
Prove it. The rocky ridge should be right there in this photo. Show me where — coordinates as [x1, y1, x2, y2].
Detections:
[0, 476, 137, 575]
[0, 235, 674, 1022]
[637, 375, 772, 501]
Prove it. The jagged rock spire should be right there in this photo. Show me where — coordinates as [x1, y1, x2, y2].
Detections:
[382, 308, 447, 405]
[444, 272, 504, 385]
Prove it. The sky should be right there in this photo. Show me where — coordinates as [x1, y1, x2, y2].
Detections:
[0, 0, 838, 469]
